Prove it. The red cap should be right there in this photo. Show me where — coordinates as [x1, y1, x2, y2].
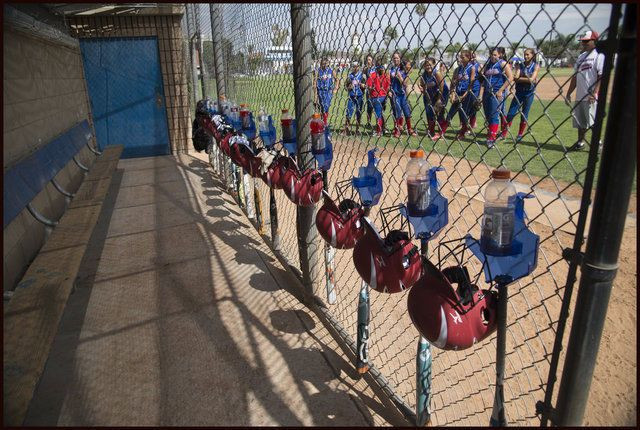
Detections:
[579, 30, 599, 41]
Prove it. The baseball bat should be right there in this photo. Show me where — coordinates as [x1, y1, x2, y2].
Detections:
[322, 170, 336, 305]
[269, 187, 280, 251]
[356, 207, 372, 374]
[416, 236, 433, 426]
[489, 281, 508, 426]
[242, 170, 254, 220]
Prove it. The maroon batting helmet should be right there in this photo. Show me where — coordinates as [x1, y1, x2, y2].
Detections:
[352, 218, 422, 293]
[407, 260, 498, 351]
[315, 194, 366, 249]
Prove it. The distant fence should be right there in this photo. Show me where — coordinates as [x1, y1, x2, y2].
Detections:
[183, 3, 634, 426]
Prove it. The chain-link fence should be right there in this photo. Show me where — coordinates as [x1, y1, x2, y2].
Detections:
[183, 3, 631, 426]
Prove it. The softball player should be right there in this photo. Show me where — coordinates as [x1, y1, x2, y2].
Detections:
[314, 57, 337, 125]
[442, 50, 478, 139]
[419, 57, 450, 141]
[366, 64, 391, 137]
[468, 51, 482, 131]
[504, 48, 539, 141]
[363, 54, 376, 128]
[478, 47, 513, 148]
[344, 61, 366, 135]
[389, 52, 417, 137]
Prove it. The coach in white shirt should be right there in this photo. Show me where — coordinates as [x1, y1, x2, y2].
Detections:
[565, 30, 604, 151]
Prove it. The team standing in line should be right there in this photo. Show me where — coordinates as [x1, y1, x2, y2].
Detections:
[312, 30, 603, 151]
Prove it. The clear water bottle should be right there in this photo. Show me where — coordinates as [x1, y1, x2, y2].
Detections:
[281, 109, 294, 141]
[480, 168, 517, 255]
[220, 96, 230, 117]
[258, 107, 269, 133]
[230, 102, 240, 122]
[406, 149, 431, 217]
[240, 104, 251, 129]
[310, 113, 326, 154]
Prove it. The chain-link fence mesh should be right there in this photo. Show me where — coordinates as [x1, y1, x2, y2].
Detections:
[184, 3, 625, 426]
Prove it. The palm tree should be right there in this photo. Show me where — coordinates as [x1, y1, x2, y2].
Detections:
[467, 42, 480, 54]
[383, 25, 398, 53]
[414, 4, 427, 50]
[428, 37, 441, 56]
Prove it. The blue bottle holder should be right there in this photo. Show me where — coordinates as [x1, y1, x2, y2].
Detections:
[259, 115, 278, 149]
[312, 127, 333, 171]
[230, 116, 242, 131]
[241, 112, 257, 140]
[352, 148, 383, 207]
[465, 192, 540, 285]
[282, 118, 297, 156]
[399, 167, 448, 241]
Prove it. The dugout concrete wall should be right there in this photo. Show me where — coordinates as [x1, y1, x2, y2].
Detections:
[3, 7, 96, 291]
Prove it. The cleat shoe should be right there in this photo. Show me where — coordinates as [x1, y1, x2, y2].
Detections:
[431, 133, 442, 141]
[408, 129, 418, 137]
[486, 139, 496, 148]
[569, 140, 586, 151]
[516, 135, 524, 143]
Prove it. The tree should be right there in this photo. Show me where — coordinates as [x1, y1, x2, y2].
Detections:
[271, 24, 289, 47]
[383, 25, 398, 52]
[427, 37, 442, 56]
[509, 41, 521, 60]
[414, 4, 427, 48]
[467, 42, 480, 53]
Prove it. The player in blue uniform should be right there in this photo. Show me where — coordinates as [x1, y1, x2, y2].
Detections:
[504, 48, 539, 141]
[442, 50, 478, 140]
[419, 57, 449, 141]
[344, 61, 366, 135]
[363, 54, 376, 128]
[468, 51, 482, 132]
[478, 47, 513, 147]
[389, 52, 417, 137]
[314, 57, 337, 125]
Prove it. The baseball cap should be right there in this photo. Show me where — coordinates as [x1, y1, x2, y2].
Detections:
[579, 30, 599, 41]
[351, 61, 359, 67]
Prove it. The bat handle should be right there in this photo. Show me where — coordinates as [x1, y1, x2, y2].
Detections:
[322, 169, 336, 305]
[416, 336, 432, 426]
[356, 280, 370, 374]
[416, 236, 432, 426]
[269, 188, 281, 251]
[490, 282, 508, 427]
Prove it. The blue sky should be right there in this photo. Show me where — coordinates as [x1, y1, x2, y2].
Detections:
[197, 3, 612, 54]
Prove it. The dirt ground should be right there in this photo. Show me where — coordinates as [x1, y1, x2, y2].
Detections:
[219, 131, 636, 426]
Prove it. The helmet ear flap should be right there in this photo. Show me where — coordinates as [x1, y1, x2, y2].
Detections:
[384, 229, 410, 248]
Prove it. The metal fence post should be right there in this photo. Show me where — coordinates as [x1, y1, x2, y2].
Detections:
[185, 4, 199, 107]
[210, 4, 226, 113]
[194, 10, 206, 99]
[554, 3, 637, 426]
[291, 3, 321, 301]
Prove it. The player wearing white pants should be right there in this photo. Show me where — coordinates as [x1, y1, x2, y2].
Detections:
[566, 30, 604, 151]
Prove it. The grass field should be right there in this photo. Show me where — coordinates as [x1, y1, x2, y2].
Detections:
[198, 67, 632, 188]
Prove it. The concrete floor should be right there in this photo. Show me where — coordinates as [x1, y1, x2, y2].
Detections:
[23, 153, 406, 426]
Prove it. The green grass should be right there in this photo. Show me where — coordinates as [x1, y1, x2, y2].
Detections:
[201, 71, 626, 189]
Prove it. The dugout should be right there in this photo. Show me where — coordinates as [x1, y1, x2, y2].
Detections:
[3, 4, 192, 292]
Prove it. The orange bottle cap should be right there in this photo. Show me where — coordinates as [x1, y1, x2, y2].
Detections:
[410, 149, 425, 158]
[282, 109, 289, 113]
[312, 113, 321, 119]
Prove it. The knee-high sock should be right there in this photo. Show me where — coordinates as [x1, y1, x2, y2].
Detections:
[377, 118, 383, 134]
[406, 117, 414, 131]
[488, 123, 499, 140]
[518, 121, 527, 136]
[428, 120, 435, 135]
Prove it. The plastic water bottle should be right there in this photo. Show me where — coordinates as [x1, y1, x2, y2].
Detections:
[310, 113, 326, 154]
[406, 149, 431, 217]
[230, 102, 240, 122]
[240, 104, 251, 129]
[220, 96, 230, 117]
[258, 108, 269, 133]
[281, 109, 294, 141]
[480, 168, 517, 255]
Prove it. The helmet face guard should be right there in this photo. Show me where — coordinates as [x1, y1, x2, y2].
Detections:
[316, 194, 365, 249]
[283, 168, 324, 207]
[407, 259, 498, 351]
[352, 218, 422, 293]
[219, 134, 232, 156]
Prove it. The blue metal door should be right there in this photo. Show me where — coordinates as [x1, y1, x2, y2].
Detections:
[80, 37, 170, 158]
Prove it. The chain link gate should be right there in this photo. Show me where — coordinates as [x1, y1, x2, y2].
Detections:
[183, 3, 631, 426]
